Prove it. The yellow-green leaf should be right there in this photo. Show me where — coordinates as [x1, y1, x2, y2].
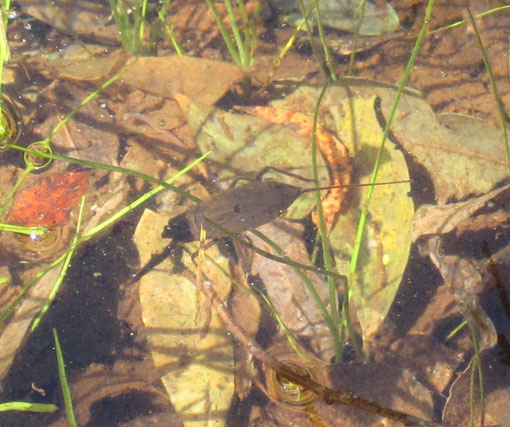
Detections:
[134, 209, 234, 427]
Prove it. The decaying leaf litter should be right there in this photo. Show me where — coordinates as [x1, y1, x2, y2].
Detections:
[0, 0, 510, 426]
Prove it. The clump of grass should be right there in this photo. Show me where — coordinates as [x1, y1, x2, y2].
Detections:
[108, 0, 148, 54]
[104, 0, 186, 55]
[205, 0, 260, 67]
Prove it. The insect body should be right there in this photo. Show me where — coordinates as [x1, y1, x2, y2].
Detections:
[163, 180, 304, 242]
[163, 178, 409, 243]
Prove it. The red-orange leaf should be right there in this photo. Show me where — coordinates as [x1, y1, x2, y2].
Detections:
[8, 171, 89, 227]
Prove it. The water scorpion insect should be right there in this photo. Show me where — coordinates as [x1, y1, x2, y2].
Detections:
[131, 178, 408, 283]
[164, 175, 410, 242]
[163, 180, 316, 242]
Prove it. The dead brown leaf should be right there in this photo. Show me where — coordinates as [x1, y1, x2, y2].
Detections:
[248, 221, 335, 362]
[411, 184, 510, 242]
[123, 56, 244, 107]
[420, 236, 497, 352]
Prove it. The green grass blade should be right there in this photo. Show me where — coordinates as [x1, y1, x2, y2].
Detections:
[46, 63, 132, 143]
[164, 23, 184, 55]
[224, 0, 246, 65]
[467, 320, 485, 427]
[108, 0, 129, 48]
[445, 320, 467, 341]
[429, 5, 510, 34]
[0, 402, 58, 413]
[135, 0, 149, 53]
[298, 0, 328, 80]
[157, 0, 184, 55]
[237, 0, 257, 66]
[53, 328, 77, 427]
[265, 4, 316, 85]
[0, 165, 33, 217]
[347, 0, 367, 76]
[0, 224, 45, 235]
[311, 0, 337, 80]
[0, 1, 10, 110]
[0, 259, 66, 327]
[249, 5, 260, 64]
[465, 6, 510, 167]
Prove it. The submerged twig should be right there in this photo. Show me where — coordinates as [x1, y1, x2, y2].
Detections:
[197, 270, 440, 426]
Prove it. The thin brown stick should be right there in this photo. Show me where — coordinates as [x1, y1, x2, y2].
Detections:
[198, 276, 442, 427]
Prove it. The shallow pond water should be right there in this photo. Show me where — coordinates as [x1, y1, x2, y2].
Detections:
[0, 1, 510, 426]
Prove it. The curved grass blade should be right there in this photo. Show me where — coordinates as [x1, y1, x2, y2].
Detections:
[429, 5, 510, 34]
[310, 80, 343, 361]
[29, 196, 86, 333]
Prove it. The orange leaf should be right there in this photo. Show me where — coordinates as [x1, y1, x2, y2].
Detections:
[8, 171, 89, 227]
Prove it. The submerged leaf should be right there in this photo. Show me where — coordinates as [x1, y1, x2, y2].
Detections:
[272, 87, 413, 344]
[392, 111, 509, 203]
[239, 105, 351, 230]
[179, 80, 415, 346]
[249, 221, 335, 361]
[7, 171, 88, 228]
[333, 96, 412, 344]
[421, 236, 497, 352]
[269, 0, 400, 36]
[123, 56, 243, 107]
[49, 50, 129, 82]
[274, 78, 510, 203]
[20, 0, 120, 44]
[412, 184, 510, 241]
[134, 209, 234, 427]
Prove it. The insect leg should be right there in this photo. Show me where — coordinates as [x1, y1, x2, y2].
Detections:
[223, 166, 325, 189]
[129, 240, 183, 284]
[255, 165, 327, 183]
[227, 171, 268, 189]
[186, 238, 226, 268]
